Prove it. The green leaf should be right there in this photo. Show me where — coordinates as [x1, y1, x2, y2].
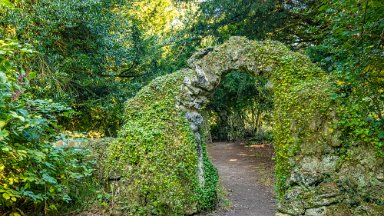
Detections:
[0, 72, 6, 82]
[42, 174, 57, 184]
[28, 72, 36, 80]
[49, 204, 57, 211]
[63, 194, 72, 203]
[0, 129, 9, 141]
[378, 132, 384, 139]
[10, 111, 25, 122]
[0, 121, 6, 129]
[2, 193, 10, 200]
[20, 48, 33, 53]
[0, 0, 14, 8]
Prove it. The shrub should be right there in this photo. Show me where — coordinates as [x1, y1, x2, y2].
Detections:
[0, 39, 94, 215]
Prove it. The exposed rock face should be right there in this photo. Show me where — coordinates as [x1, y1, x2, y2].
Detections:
[185, 111, 204, 185]
[278, 148, 384, 215]
[177, 37, 384, 215]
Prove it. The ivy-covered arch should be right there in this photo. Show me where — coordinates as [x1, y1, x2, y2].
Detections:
[176, 37, 328, 189]
[106, 37, 383, 215]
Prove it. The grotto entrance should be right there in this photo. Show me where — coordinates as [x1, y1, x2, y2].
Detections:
[106, 36, 383, 216]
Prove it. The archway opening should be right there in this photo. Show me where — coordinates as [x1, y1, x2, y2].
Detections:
[202, 70, 277, 214]
[205, 71, 273, 143]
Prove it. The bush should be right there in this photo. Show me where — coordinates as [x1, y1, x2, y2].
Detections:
[249, 130, 273, 143]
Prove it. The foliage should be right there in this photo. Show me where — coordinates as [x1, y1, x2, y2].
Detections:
[249, 41, 334, 198]
[194, 0, 319, 48]
[196, 0, 384, 169]
[0, 0, 205, 136]
[0, 0, 382, 214]
[0, 0, 137, 135]
[119, 0, 202, 77]
[273, 76, 333, 198]
[180, 37, 334, 200]
[0, 39, 94, 214]
[249, 129, 273, 144]
[197, 124, 219, 211]
[305, 0, 384, 157]
[106, 71, 218, 215]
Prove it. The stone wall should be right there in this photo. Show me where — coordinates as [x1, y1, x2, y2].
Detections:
[278, 145, 384, 215]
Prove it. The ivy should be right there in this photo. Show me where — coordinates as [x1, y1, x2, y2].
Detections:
[106, 71, 218, 215]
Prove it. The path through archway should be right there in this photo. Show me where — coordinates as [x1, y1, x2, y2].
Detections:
[201, 70, 276, 215]
[205, 141, 275, 216]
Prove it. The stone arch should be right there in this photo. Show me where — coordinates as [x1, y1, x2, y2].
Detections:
[177, 36, 272, 111]
[105, 37, 383, 215]
[176, 37, 326, 187]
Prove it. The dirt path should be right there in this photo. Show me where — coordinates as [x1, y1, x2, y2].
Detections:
[204, 142, 276, 216]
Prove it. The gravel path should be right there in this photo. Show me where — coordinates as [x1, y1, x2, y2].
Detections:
[203, 142, 276, 216]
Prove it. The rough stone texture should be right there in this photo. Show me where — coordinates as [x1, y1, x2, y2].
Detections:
[278, 144, 384, 215]
[305, 207, 327, 216]
[186, 111, 205, 185]
[177, 37, 265, 112]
